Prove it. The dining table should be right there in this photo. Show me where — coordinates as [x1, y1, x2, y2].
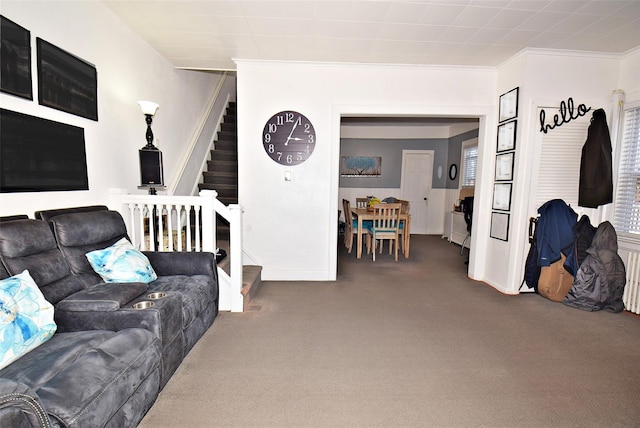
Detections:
[352, 207, 411, 259]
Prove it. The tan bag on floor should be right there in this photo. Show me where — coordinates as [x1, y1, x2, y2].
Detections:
[538, 254, 574, 302]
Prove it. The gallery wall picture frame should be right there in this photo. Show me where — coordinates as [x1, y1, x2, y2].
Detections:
[497, 119, 517, 152]
[499, 87, 519, 123]
[492, 182, 512, 211]
[490, 211, 510, 241]
[37, 37, 98, 121]
[340, 156, 382, 177]
[495, 152, 514, 181]
[0, 16, 33, 100]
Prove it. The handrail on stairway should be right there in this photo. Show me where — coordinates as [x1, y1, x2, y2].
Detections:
[108, 188, 244, 312]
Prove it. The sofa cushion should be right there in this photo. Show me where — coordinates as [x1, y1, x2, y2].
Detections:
[0, 219, 85, 304]
[86, 238, 157, 283]
[0, 271, 57, 370]
[0, 329, 161, 428]
[49, 211, 129, 280]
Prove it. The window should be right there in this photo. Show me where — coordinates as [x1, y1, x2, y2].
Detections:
[461, 142, 477, 187]
[613, 105, 640, 237]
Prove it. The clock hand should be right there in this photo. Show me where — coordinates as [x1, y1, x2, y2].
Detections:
[285, 117, 299, 146]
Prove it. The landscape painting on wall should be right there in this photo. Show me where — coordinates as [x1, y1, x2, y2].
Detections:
[341, 156, 382, 177]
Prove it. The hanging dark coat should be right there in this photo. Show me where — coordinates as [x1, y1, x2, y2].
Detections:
[578, 108, 613, 208]
[563, 221, 626, 312]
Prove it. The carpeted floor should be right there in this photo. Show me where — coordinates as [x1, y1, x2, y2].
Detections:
[139, 235, 640, 428]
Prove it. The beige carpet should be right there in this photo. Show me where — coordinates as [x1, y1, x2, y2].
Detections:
[139, 235, 640, 428]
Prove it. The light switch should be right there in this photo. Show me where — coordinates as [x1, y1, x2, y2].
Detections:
[284, 171, 291, 181]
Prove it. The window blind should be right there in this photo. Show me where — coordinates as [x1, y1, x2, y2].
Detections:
[462, 145, 477, 187]
[534, 112, 588, 210]
[614, 106, 640, 236]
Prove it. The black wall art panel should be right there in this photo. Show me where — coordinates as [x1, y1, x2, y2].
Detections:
[37, 38, 98, 120]
[0, 16, 33, 100]
[0, 109, 89, 192]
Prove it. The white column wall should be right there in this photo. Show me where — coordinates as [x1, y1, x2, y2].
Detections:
[236, 61, 496, 281]
[497, 51, 622, 294]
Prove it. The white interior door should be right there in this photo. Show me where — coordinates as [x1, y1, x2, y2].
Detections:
[402, 151, 433, 234]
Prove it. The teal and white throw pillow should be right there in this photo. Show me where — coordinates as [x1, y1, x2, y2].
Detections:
[0, 270, 57, 370]
[86, 238, 157, 283]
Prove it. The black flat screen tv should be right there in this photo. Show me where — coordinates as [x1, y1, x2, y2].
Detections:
[0, 109, 89, 192]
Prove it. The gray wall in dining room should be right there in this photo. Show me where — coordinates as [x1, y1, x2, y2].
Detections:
[446, 128, 479, 189]
[339, 129, 478, 189]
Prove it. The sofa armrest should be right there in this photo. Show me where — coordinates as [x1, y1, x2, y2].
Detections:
[54, 294, 183, 348]
[0, 378, 52, 428]
[56, 282, 148, 312]
[143, 251, 216, 278]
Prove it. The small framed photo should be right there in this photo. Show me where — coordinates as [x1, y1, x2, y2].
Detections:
[499, 87, 519, 122]
[490, 212, 510, 241]
[0, 16, 33, 100]
[492, 182, 512, 211]
[495, 152, 514, 181]
[497, 120, 517, 152]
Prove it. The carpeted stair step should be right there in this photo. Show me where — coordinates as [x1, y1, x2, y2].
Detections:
[216, 130, 236, 142]
[194, 188, 237, 205]
[220, 122, 236, 133]
[241, 265, 262, 311]
[214, 140, 237, 152]
[202, 171, 237, 185]
[210, 149, 237, 162]
[206, 159, 237, 173]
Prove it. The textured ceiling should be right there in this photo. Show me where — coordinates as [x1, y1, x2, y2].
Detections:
[102, 0, 640, 71]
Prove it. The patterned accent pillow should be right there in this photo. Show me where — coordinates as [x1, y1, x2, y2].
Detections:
[0, 270, 57, 370]
[85, 238, 157, 283]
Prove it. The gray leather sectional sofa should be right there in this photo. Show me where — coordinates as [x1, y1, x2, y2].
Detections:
[0, 206, 218, 427]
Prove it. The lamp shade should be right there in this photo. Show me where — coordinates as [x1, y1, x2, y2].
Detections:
[138, 101, 159, 116]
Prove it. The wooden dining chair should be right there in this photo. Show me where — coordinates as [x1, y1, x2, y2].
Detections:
[356, 197, 369, 209]
[397, 199, 410, 256]
[367, 203, 402, 261]
[342, 199, 370, 254]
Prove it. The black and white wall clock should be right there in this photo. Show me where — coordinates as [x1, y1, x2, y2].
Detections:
[262, 110, 316, 165]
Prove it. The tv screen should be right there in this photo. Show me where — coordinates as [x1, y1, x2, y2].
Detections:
[0, 109, 89, 192]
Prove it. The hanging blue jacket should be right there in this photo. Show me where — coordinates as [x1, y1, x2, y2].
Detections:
[536, 199, 577, 267]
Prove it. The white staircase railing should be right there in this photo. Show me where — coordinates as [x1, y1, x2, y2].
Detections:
[109, 189, 244, 312]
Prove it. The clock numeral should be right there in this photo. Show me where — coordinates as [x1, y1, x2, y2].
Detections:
[276, 115, 284, 126]
[304, 123, 311, 133]
[264, 133, 271, 143]
[297, 152, 303, 161]
[268, 123, 277, 133]
[308, 134, 315, 144]
[267, 144, 275, 153]
[276, 151, 283, 161]
[286, 154, 293, 164]
[304, 145, 310, 154]
[285, 112, 295, 123]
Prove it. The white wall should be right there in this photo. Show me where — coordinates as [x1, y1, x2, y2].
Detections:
[0, 1, 221, 217]
[236, 61, 496, 280]
[495, 50, 624, 294]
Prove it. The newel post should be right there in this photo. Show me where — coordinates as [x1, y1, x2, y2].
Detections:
[199, 189, 218, 253]
[228, 204, 244, 312]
